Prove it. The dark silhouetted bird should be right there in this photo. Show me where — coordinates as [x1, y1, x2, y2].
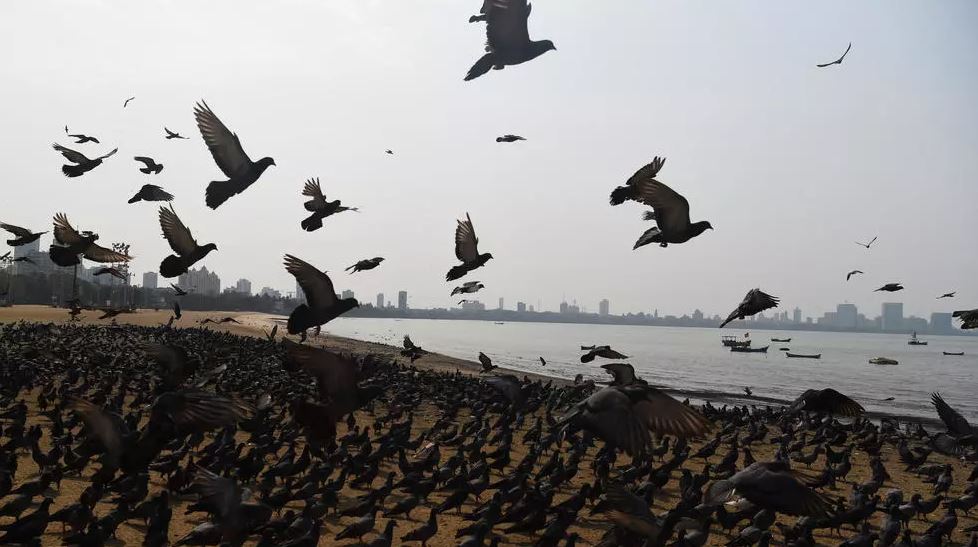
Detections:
[855, 236, 877, 249]
[629, 178, 713, 248]
[846, 270, 863, 281]
[135, 156, 164, 174]
[346, 257, 384, 274]
[129, 184, 174, 204]
[720, 289, 779, 328]
[93, 267, 127, 282]
[158, 205, 217, 278]
[53, 143, 117, 177]
[285, 254, 359, 334]
[496, 134, 526, 142]
[938, 292, 956, 299]
[580, 345, 628, 363]
[171, 283, 189, 296]
[49, 213, 132, 266]
[478, 352, 496, 372]
[465, 0, 555, 81]
[194, 100, 275, 209]
[610, 157, 666, 206]
[299, 178, 358, 231]
[401, 336, 428, 362]
[65, 125, 99, 144]
[124, 96, 135, 107]
[706, 461, 831, 517]
[385, 149, 394, 155]
[164, 127, 188, 139]
[451, 280, 484, 296]
[539, 356, 546, 366]
[789, 388, 864, 416]
[172, 300, 182, 320]
[817, 42, 852, 68]
[446, 213, 493, 281]
[1, 223, 45, 246]
[952, 309, 978, 329]
[874, 283, 903, 292]
[931, 393, 976, 451]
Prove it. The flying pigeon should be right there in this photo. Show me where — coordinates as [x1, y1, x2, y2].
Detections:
[170, 283, 189, 296]
[134, 156, 164, 174]
[299, 178, 358, 232]
[816, 42, 852, 68]
[345, 257, 384, 274]
[464, 0, 555, 81]
[451, 280, 485, 296]
[720, 289, 779, 328]
[446, 213, 493, 281]
[164, 127, 188, 140]
[49, 213, 132, 266]
[123, 96, 135, 107]
[284, 254, 359, 334]
[846, 270, 863, 281]
[855, 236, 877, 249]
[496, 134, 526, 142]
[52, 143, 117, 178]
[128, 184, 174, 204]
[0, 223, 46, 247]
[158, 205, 218, 278]
[93, 267, 127, 282]
[937, 292, 956, 299]
[952, 309, 977, 330]
[874, 283, 904, 292]
[64, 126, 99, 144]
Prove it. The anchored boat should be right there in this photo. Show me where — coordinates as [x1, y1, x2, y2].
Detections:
[786, 352, 821, 359]
[731, 345, 768, 353]
[907, 332, 928, 346]
[869, 357, 899, 365]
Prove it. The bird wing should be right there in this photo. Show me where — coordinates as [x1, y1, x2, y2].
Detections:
[143, 343, 189, 377]
[97, 148, 118, 161]
[628, 385, 712, 438]
[52, 213, 86, 246]
[815, 388, 864, 416]
[284, 254, 338, 311]
[455, 213, 481, 262]
[159, 206, 200, 257]
[625, 157, 666, 188]
[191, 466, 243, 521]
[150, 390, 253, 432]
[83, 243, 132, 263]
[68, 397, 125, 460]
[738, 463, 831, 517]
[52, 143, 91, 164]
[603, 483, 655, 520]
[634, 179, 692, 234]
[577, 387, 653, 456]
[283, 340, 359, 413]
[486, 0, 532, 51]
[839, 42, 852, 62]
[484, 374, 523, 403]
[144, 184, 175, 201]
[301, 178, 328, 211]
[931, 393, 974, 436]
[744, 289, 779, 314]
[133, 156, 155, 167]
[194, 101, 254, 179]
[0, 223, 32, 238]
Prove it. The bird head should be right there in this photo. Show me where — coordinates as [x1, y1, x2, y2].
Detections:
[258, 157, 276, 170]
[484, 253, 494, 261]
[542, 40, 557, 52]
[203, 243, 218, 254]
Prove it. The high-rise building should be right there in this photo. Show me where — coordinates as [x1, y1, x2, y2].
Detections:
[528, 305, 534, 312]
[881, 302, 904, 332]
[497, 297, 504, 310]
[930, 312, 952, 333]
[836, 303, 858, 328]
[792, 307, 802, 323]
[461, 300, 485, 311]
[142, 271, 158, 289]
[599, 299, 609, 316]
[234, 278, 252, 295]
[12, 238, 55, 277]
[376, 293, 384, 308]
[341, 289, 355, 300]
[259, 287, 282, 298]
[516, 301, 526, 312]
[177, 266, 220, 296]
[398, 290, 408, 310]
[559, 301, 568, 314]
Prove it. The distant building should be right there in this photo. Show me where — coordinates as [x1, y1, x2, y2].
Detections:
[881, 303, 904, 332]
[398, 290, 408, 310]
[793, 308, 801, 323]
[516, 301, 526, 313]
[178, 266, 220, 296]
[692, 308, 703, 321]
[142, 271, 158, 290]
[559, 301, 568, 314]
[528, 305, 535, 312]
[931, 312, 953, 333]
[599, 299, 610, 316]
[259, 286, 282, 298]
[461, 300, 485, 311]
[234, 278, 252, 295]
[836, 303, 858, 329]
[341, 289, 355, 300]
[376, 293, 384, 308]
[498, 297, 504, 310]
[905, 316, 928, 334]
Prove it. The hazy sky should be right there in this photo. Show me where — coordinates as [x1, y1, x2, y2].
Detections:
[3, 1, 976, 319]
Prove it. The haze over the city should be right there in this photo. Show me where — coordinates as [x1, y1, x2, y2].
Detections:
[3, 0, 976, 318]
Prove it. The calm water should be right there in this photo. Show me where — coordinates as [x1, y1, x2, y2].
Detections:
[322, 318, 978, 422]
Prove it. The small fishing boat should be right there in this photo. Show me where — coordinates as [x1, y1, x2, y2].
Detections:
[907, 332, 928, 346]
[786, 352, 821, 359]
[721, 335, 751, 348]
[869, 357, 899, 365]
[731, 345, 768, 353]
[943, 351, 964, 356]
[771, 337, 792, 343]
[778, 347, 791, 351]
[494, 322, 505, 325]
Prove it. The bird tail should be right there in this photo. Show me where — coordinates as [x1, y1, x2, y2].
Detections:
[446, 265, 468, 282]
[62, 164, 85, 178]
[300, 214, 323, 232]
[287, 304, 315, 335]
[609, 186, 632, 206]
[159, 255, 185, 278]
[633, 227, 662, 250]
[205, 180, 236, 209]
[464, 53, 495, 81]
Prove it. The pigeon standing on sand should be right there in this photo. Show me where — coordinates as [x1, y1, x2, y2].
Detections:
[464, 0, 555, 81]
[874, 283, 904, 292]
[1, 223, 46, 247]
[128, 184, 174, 204]
[446, 213, 493, 281]
[299, 178, 358, 232]
[720, 289, 779, 328]
[345, 257, 384, 274]
[194, 100, 275, 209]
[284, 254, 359, 334]
[158, 205, 218, 278]
[52, 143, 117, 178]
[134, 156, 164, 174]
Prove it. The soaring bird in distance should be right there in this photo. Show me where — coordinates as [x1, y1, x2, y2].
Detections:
[123, 96, 135, 107]
[952, 309, 978, 329]
[464, 0, 556, 81]
[558, 384, 710, 456]
[52, 143, 117, 178]
[164, 127, 188, 140]
[158, 205, 217, 278]
[855, 236, 877, 249]
[720, 289, 779, 328]
[170, 283, 188, 296]
[580, 345, 628, 363]
[299, 178, 358, 232]
[846, 270, 864, 281]
[451, 280, 485, 296]
[610, 157, 666, 206]
[194, 100, 275, 209]
[1, 223, 46, 247]
[705, 461, 832, 517]
[128, 184, 174, 204]
[49, 213, 132, 266]
[446, 213, 493, 281]
[496, 134, 526, 142]
[345, 257, 384, 274]
[789, 388, 864, 416]
[874, 283, 904, 292]
[64, 126, 99, 144]
[134, 156, 164, 174]
[816, 42, 852, 68]
[937, 291, 956, 299]
[93, 267, 127, 282]
[284, 254, 359, 334]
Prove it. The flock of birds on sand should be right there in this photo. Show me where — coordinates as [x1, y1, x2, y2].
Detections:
[1, 1, 977, 545]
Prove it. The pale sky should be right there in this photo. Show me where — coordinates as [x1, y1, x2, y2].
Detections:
[2, 1, 976, 319]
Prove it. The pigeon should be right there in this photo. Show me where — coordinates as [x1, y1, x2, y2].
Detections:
[705, 461, 832, 517]
[65, 126, 99, 144]
[93, 267, 127, 282]
[128, 184, 174, 204]
[300, 178, 358, 231]
[446, 213, 493, 281]
[52, 143, 118, 177]
[194, 100, 275, 209]
[816, 42, 852, 68]
[930, 393, 976, 451]
[346, 257, 385, 274]
[0, 223, 46, 246]
[385, 149, 394, 155]
[855, 236, 877, 249]
[874, 283, 904, 292]
[402, 336, 428, 362]
[539, 356, 546, 366]
[49, 213, 132, 266]
[172, 301, 182, 320]
[171, 283, 189, 296]
[744, 387, 753, 397]
[788, 388, 864, 416]
[846, 270, 863, 281]
[580, 345, 628, 363]
[478, 352, 496, 372]
[134, 156, 164, 174]
[469, 0, 491, 23]
[720, 289, 779, 328]
[158, 205, 218, 278]
[164, 127, 188, 139]
[284, 254, 359, 334]
[952, 309, 978, 330]
[451, 281, 485, 296]
[496, 134, 526, 142]
[464, 0, 556, 81]
[123, 96, 135, 107]
[937, 292, 956, 299]
[610, 157, 667, 206]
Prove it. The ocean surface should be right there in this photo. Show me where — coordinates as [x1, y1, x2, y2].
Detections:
[322, 317, 978, 423]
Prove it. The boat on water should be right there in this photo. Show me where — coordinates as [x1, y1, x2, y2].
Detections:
[869, 357, 899, 365]
[786, 352, 821, 359]
[721, 335, 751, 348]
[943, 351, 964, 356]
[771, 337, 791, 342]
[731, 345, 768, 353]
[907, 332, 928, 346]
[778, 347, 791, 351]
[494, 322, 505, 325]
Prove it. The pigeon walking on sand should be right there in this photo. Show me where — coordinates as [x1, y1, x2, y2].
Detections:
[464, 0, 555, 81]
[446, 213, 493, 281]
[720, 289, 779, 328]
